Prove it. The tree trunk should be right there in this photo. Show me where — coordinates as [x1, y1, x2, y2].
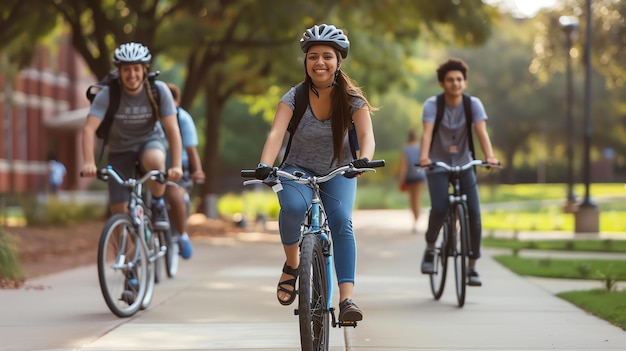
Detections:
[199, 83, 223, 218]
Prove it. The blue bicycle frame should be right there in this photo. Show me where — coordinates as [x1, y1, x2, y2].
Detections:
[307, 193, 334, 312]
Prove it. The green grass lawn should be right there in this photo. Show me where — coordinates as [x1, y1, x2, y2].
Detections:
[558, 290, 626, 330]
[492, 255, 626, 280]
[483, 237, 626, 252]
[492, 252, 626, 331]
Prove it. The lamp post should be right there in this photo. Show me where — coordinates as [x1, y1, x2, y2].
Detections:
[575, 0, 600, 233]
[559, 15, 579, 213]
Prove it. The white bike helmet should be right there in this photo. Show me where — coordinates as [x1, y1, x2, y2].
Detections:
[113, 42, 152, 66]
[300, 24, 350, 58]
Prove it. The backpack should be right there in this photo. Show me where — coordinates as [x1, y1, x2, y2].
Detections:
[85, 70, 161, 160]
[281, 82, 359, 164]
[430, 93, 475, 158]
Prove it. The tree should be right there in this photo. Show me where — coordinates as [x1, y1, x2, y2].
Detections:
[3, 0, 497, 215]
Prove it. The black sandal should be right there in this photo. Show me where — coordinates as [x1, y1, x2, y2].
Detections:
[277, 263, 298, 306]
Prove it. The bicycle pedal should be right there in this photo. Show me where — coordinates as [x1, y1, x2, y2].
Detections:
[337, 320, 358, 328]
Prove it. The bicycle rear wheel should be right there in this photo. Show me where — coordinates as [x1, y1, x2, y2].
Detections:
[453, 204, 469, 307]
[97, 214, 149, 318]
[298, 234, 330, 351]
[429, 221, 449, 300]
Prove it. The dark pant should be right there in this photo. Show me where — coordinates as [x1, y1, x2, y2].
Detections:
[425, 169, 482, 259]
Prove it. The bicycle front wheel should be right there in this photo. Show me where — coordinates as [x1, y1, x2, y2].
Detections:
[163, 228, 179, 278]
[298, 234, 330, 351]
[453, 204, 469, 307]
[429, 221, 449, 300]
[97, 214, 149, 318]
[141, 219, 158, 310]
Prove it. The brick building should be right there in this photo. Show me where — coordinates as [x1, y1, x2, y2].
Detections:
[0, 33, 95, 194]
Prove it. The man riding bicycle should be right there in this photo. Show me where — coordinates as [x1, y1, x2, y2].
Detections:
[163, 83, 206, 259]
[81, 42, 183, 229]
[419, 58, 499, 286]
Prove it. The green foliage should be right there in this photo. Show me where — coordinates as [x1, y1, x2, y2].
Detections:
[0, 227, 23, 280]
[20, 197, 105, 227]
[218, 190, 280, 222]
[558, 289, 626, 330]
[483, 238, 626, 253]
[493, 256, 626, 281]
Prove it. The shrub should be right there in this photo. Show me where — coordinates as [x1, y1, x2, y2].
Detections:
[0, 227, 23, 281]
[20, 197, 105, 227]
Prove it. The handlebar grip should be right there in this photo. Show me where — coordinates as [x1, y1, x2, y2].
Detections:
[368, 159, 385, 168]
[241, 170, 256, 178]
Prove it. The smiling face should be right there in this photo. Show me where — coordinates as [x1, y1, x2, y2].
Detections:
[118, 63, 145, 94]
[305, 44, 340, 87]
[439, 70, 467, 98]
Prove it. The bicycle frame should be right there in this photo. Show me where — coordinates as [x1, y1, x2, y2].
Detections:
[426, 159, 495, 307]
[302, 179, 334, 312]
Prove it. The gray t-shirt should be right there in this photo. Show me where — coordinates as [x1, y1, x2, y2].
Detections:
[88, 80, 176, 153]
[281, 86, 366, 175]
[422, 95, 487, 166]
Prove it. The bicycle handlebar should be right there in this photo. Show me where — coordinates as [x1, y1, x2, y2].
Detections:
[241, 159, 385, 185]
[418, 160, 500, 172]
[83, 167, 167, 186]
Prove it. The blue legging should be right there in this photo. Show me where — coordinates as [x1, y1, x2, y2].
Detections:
[425, 169, 482, 259]
[277, 164, 357, 285]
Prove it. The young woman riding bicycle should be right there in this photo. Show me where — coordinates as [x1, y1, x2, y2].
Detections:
[254, 24, 377, 322]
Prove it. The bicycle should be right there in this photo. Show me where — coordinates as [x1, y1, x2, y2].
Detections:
[241, 159, 385, 351]
[423, 159, 496, 308]
[91, 166, 173, 317]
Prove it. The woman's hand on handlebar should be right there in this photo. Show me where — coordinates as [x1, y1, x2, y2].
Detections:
[344, 157, 370, 178]
[487, 156, 501, 168]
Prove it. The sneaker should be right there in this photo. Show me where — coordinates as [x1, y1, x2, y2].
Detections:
[339, 298, 363, 322]
[467, 268, 482, 287]
[120, 276, 138, 305]
[178, 232, 193, 259]
[421, 248, 436, 274]
[151, 199, 169, 231]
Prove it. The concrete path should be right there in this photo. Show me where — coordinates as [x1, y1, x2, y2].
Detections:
[1, 209, 625, 351]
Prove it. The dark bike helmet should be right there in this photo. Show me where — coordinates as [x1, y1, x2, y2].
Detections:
[112, 42, 152, 66]
[300, 24, 350, 59]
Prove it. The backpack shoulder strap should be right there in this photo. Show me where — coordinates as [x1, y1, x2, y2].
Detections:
[94, 79, 121, 162]
[287, 82, 308, 134]
[462, 93, 476, 158]
[281, 82, 309, 164]
[429, 93, 445, 152]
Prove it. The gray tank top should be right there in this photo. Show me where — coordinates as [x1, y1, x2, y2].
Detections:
[280, 86, 365, 175]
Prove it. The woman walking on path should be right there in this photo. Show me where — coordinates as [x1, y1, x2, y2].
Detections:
[398, 129, 426, 233]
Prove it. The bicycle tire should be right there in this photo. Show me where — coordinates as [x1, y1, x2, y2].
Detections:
[149, 224, 163, 284]
[141, 218, 157, 310]
[163, 228, 179, 278]
[429, 221, 448, 300]
[453, 204, 469, 307]
[97, 214, 149, 318]
[298, 234, 330, 351]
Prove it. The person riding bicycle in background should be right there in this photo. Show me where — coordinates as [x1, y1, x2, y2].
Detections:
[254, 24, 377, 322]
[419, 58, 499, 286]
[163, 83, 206, 259]
[81, 42, 183, 230]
